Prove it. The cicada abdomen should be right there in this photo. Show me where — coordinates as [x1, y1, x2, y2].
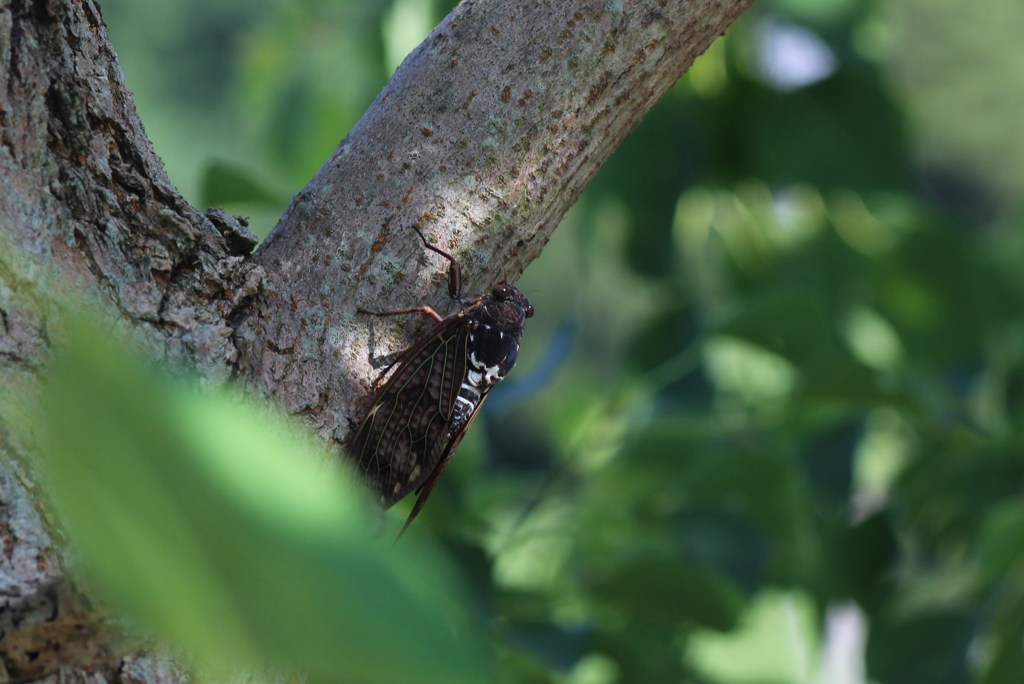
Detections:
[347, 228, 534, 535]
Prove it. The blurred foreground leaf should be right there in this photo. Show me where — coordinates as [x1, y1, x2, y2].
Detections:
[36, 316, 486, 683]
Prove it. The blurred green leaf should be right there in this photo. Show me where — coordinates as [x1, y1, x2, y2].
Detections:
[591, 552, 744, 632]
[899, 437, 1024, 550]
[687, 589, 819, 684]
[628, 304, 700, 375]
[835, 510, 898, 606]
[37, 315, 486, 683]
[673, 508, 772, 595]
[867, 609, 973, 684]
[797, 418, 860, 506]
[878, 222, 1024, 366]
[199, 160, 290, 208]
[592, 625, 691, 684]
[978, 599, 1024, 684]
[606, 421, 822, 588]
[591, 92, 712, 277]
[796, 352, 908, 408]
[764, 0, 861, 24]
[718, 67, 912, 194]
[500, 620, 593, 674]
[1005, 360, 1024, 424]
[716, 289, 836, 365]
[976, 502, 1024, 584]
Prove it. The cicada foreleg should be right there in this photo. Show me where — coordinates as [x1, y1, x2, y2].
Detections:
[413, 226, 463, 302]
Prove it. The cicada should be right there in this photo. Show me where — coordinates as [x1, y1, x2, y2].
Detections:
[347, 228, 534, 535]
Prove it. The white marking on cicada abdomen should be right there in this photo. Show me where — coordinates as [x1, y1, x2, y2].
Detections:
[456, 389, 479, 405]
[455, 379, 482, 409]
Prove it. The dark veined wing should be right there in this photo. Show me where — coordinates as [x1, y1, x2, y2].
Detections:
[348, 315, 471, 508]
[397, 391, 489, 536]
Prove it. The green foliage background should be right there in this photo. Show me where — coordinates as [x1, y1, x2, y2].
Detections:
[47, 0, 1024, 681]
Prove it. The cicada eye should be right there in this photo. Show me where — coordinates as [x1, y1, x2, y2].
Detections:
[525, 303, 535, 318]
[492, 283, 512, 299]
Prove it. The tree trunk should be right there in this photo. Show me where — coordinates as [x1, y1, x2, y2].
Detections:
[0, 0, 755, 680]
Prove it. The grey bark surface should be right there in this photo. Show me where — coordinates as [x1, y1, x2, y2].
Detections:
[0, 0, 755, 680]
[239, 0, 755, 450]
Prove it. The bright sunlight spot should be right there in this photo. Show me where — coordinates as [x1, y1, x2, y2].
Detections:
[754, 16, 837, 91]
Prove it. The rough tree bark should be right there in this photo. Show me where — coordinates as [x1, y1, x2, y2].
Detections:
[0, 0, 755, 681]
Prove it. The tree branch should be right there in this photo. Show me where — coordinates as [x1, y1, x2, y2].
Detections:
[238, 0, 756, 447]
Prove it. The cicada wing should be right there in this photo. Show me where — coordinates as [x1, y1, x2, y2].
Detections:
[397, 391, 490, 537]
[348, 318, 471, 507]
